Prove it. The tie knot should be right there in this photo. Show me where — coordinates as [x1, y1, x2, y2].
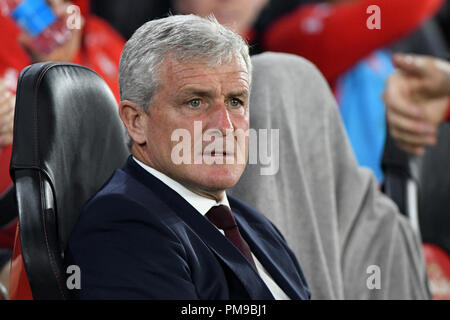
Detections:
[205, 205, 237, 231]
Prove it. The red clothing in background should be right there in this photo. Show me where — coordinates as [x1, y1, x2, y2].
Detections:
[446, 99, 450, 120]
[263, 0, 444, 86]
[0, 0, 125, 248]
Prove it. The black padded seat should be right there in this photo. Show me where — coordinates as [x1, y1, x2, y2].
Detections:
[10, 62, 129, 299]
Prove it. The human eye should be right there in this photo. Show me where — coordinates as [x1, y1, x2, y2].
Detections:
[187, 98, 202, 108]
[229, 97, 244, 108]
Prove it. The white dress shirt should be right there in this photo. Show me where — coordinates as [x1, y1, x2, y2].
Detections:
[133, 157, 290, 300]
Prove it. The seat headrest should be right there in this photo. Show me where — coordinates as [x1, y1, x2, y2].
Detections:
[11, 62, 129, 249]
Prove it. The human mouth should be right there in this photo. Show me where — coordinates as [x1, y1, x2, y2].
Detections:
[203, 151, 234, 157]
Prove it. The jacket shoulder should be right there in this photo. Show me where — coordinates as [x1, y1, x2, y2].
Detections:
[75, 168, 180, 234]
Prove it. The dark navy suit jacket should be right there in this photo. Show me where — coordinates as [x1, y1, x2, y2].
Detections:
[66, 156, 310, 299]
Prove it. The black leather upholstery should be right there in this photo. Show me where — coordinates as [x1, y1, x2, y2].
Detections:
[10, 62, 129, 299]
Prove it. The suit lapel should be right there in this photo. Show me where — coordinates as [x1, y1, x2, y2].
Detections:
[123, 157, 274, 300]
[233, 206, 306, 300]
[173, 204, 275, 300]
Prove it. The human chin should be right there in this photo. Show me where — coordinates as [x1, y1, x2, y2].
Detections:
[198, 163, 245, 189]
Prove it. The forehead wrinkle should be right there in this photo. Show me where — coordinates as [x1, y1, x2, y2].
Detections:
[177, 78, 250, 98]
[178, 85, 220, 98]
[163, 54, 249, 78]
[173, 67, 249, 82]
[158, 56, 250, 100]
[227, 89, 249, 98]
[172, 71, 249, 96]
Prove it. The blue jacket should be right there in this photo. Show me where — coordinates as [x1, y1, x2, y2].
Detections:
[66, 156, 310, 299]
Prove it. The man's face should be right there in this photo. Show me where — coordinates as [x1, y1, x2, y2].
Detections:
[137, 55, 250, 200]
[173, 0, 268, 35]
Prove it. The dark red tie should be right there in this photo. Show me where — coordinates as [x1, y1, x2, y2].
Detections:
[206, 205, 256, 269]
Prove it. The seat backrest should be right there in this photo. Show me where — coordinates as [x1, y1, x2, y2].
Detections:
[10, 62, 129, 299]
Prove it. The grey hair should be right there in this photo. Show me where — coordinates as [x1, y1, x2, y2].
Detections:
[118, 14, 252, 111]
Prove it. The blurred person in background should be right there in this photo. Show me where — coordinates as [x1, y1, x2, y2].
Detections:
[383, 53, 450, 299]
[171, 0, 444, 83]
[0, 0, 125, 298]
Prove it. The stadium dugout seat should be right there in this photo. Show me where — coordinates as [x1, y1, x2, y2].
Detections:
[8, 62, 129, 299]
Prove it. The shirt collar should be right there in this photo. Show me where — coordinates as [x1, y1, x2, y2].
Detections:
[132, 157, 230, 216]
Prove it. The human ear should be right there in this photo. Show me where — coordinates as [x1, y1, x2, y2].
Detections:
[118, 100, 147, 145]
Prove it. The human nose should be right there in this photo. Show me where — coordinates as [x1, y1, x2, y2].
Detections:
[208, 102, 234, 134]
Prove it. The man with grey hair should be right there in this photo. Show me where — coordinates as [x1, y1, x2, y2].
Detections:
[66, 14, 310, 300]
